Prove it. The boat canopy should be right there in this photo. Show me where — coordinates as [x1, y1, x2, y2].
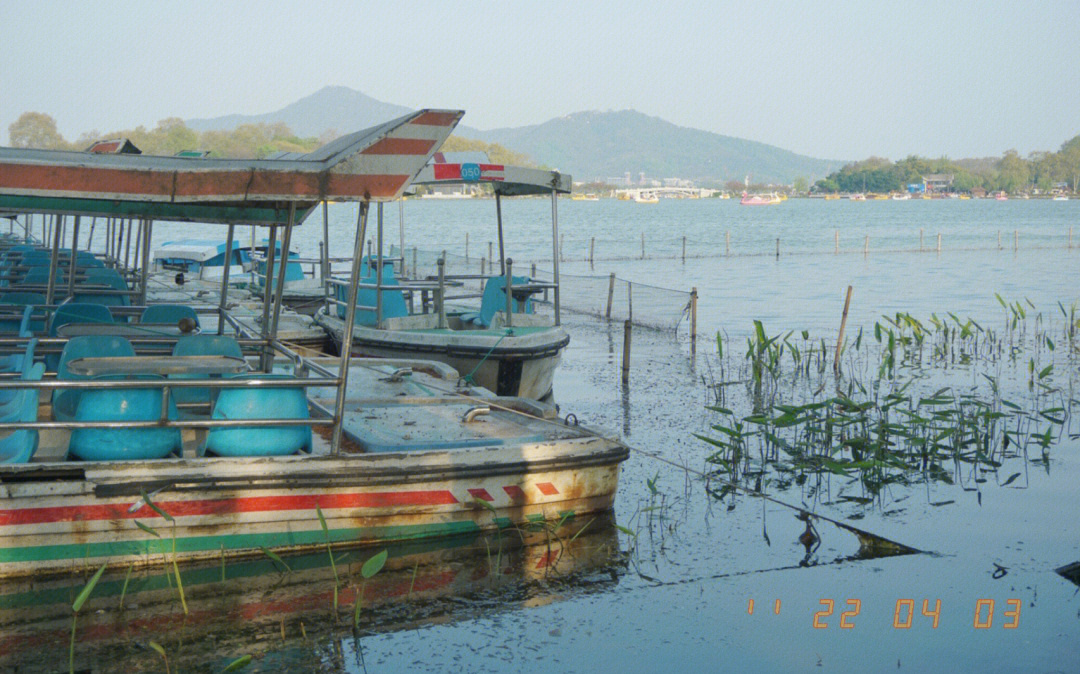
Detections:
[0, 109, 463, 226]
[153, 238, 242, 263]
[411, 153, 571, 197]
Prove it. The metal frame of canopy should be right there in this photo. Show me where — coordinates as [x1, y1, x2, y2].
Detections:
[0, 108, 463, 453]
[360, 160, 572, 326]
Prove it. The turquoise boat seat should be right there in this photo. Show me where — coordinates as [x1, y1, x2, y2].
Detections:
[141, 304, 200, 329]
[335, 265, 408, 326]
[202, 374, 311, 457]
[68, 375, 182, 461]
[169, 335, 244, 413]
[0, 339, 37, 403]
[52, 335, 135, 422]
[462, 275, 534, 327]
[0, 361, 44, 464]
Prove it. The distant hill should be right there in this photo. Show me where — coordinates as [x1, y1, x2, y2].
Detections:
[472, 110, 842, 184]
[187, 86, 842, 184]
[186, 86, 415, 138]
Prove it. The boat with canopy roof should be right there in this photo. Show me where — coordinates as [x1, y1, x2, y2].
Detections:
[313, 153, 571, 400]
[0, 110, 627, 579]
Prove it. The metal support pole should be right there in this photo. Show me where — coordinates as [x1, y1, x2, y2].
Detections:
[133, 218, 143, 274]
[330, 202, 370, 455]
[87, 217, 97, 253]
[218, 224, 236, 335]
[139, 219, 152, 306]
[436, 257, 447, 329]
[321, 200, 331, 284]
[496, 193, 506, 276]
[504, 258, 514, 328]
[268, 205, 295, 369]
[45, 215, 63, 306]
[376, 202, 384, 326]
[398, 199, 406, 277]
[621, 320, 631, 384]
[550, 190, 561, 325]
[260, 224, 278, 371]
[66, 216, 81, 299]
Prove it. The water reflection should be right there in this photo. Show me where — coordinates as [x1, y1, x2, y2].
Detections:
[0, 514, 622, 672]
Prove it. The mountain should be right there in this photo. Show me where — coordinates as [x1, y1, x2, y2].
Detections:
[187, 87, 842, 184]
[186, 86, 415, 138]
[472, 110, 842, 184]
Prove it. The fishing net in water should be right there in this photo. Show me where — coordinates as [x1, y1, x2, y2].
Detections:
[389, 245, 695, 336]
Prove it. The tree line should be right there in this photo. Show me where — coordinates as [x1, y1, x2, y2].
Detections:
[6, 111, 535, 165]
[814, 137, 1080, 194]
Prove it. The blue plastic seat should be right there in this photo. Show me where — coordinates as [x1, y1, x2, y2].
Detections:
[463, 275, 534, 327]
[0, 360, 44, 423]
[1, 293, 47, 334]
[141, 304, 200, 329]
[335, 265, 408, 326]
[52, 335, 135, 422]
[202, 374, 311, 456]
[48, 303, 114, 336]
[169, 335, 244, 414]
[0, 362, 45, 464]
[68, 375, 182, 461]
[0, 339, 37, 402]
[71, 268, 130, 308]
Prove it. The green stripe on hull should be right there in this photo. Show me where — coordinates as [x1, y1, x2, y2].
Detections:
[0, 520, 481, 564]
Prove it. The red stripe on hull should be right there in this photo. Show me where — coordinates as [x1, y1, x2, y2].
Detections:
[360, 138, 436, 155]
[536, 482, 559, 496]
[0, 164, 410, 201]
[467, 488, 494, 502]
[503, 485, 526, 502]
[411, 111, 461, 127]
[0, 164, 173, 197]
[0, 490, 460, 526]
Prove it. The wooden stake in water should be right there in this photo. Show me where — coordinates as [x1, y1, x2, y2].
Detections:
[690, 287, 698, 354]
[622, 320, 632, 384]
[725, 231, 730, 256]
[835, 230, 839, 254]
[682, 236, 686, 262]
[834, 285, 853, 374]
[775, 237, 780, 259]
[488, 241, 493, 266]
[936, 233, 941, 253]
[997, 231, 1002, 249]
[627, 282, 633, 322]
[481, 257, 486, 275]
[1069, 226, 1073, 249]
[590, 237, 595, 264]
[606, 273, 616, 320]
[465, 232, 469, 260]
[1014, 229, 1018, 252]
[919, 228, 923, 251]
[641, 232, 645, 259]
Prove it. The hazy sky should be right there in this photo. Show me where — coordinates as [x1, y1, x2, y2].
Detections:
[3, 0, 1078, 161]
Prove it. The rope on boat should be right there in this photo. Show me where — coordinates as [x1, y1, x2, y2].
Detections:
[459, 328, 512, 386]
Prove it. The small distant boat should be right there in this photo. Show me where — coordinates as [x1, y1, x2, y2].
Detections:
[995, 192, 1009, 201]
[634, 194, 659, 204]
[823, 194, 841, 200]
[740, 192, 782, 206]
[849, 193, 866, 201]
[571, 193, 600, 201]
[1052, 195, 1069, 201]
[891, 193, 911, 201]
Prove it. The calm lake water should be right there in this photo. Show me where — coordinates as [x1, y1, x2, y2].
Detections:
[7, 198, 1079, 672]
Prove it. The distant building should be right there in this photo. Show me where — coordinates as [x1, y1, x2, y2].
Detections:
[922, 174, 954, 193]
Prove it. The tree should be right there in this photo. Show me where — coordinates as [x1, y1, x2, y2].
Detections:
[8, 112, 69, 149]
[792, 176, 809, 193]
[1060, 135, 1080, 192]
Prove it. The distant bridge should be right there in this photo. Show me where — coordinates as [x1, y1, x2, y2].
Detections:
[616, 187, 718, 200]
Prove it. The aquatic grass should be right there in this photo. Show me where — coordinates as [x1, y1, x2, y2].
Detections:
[316, 505, 340, 612]
[700, 299, 1080, 510]
[149, 640, 170, 674]
[139, 490, 187, 615]
[353, 549, 388, 628]
[69, 561, 108, 674]
[221, 654, 253, 671]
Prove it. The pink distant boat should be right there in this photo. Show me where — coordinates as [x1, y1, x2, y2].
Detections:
[995, 192, 1009, 201]
[740, 191, 782, 205]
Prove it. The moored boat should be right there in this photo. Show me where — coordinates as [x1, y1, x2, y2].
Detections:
[740, 191, 782, 205]
[0, 109, 627, 580]
[314, 155, 573, 401]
